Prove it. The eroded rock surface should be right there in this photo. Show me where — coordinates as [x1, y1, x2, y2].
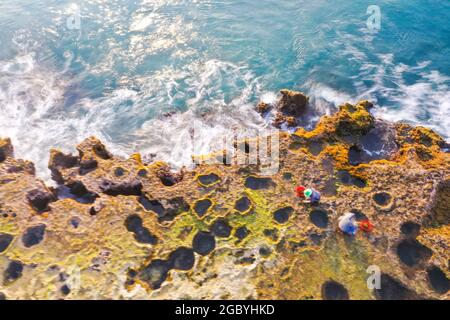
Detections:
[0, 100, 449, 300]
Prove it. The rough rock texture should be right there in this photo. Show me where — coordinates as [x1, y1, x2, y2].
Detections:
[0, 100, 449, 300]
[277, 89, 309, 116]
[256, 89, 309, 128]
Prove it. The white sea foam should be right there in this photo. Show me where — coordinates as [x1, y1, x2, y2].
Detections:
[306, 51, 450, 141]
[0, 54, 270, 182]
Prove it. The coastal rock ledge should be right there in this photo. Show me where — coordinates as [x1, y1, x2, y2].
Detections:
[0, 100, 449, 300]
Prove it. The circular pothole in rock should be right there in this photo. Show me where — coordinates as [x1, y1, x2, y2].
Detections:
[374, 274, 420, 300]
[235, 196, 251, 213]
[273, 207, 294, 224]
[307, 141, 324, 156]
[373, 192, 392, 207]
[114, 167, 125, 177]
[427, 266, 450, 294]
[234, 226, 250, 241]
[139, 196, 164, 216]
[0, 233, 14, 253]
[159, 174, 179, 187]
[309, 209, 329, 229]
[168, 247, 195, 271]
[198, 173, 220, 187]
[4, 260, 23, 285]
[282, 172, 293, 181]
[137, 169, 147, 177]
[192, 231, 216, 256]
[244, 176, 275, 190]
[138, 259, 169, 290]
[400, 221, 421, 238]
[396, 239, 432, 267]
[350, 209, 368, 221]
[61, 284, 71, 296]
[22, 224, 46, 248]
[337, 170, 367, 188]
[211, 219, 232, 238]
[125, 215, 158, 245]
[70, 217, 81, 229]
[194, 199, 212, 218]
[321, 280, 349, 300]
[259, 246, 271, 257]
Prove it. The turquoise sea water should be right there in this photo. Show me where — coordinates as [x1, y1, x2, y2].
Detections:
[0, 0, 449, 178]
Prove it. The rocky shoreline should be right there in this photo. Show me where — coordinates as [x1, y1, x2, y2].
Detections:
[0, 91, 449, 299]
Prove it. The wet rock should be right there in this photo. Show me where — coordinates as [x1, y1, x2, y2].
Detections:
[99, 179, 142, 196]
[321, 280, 349, 300]
[309, 209, 329, 229]
[3, 260, 23, 285]
[138, 259, 169, 290]
[22, 224, 46, 248]
[0, 233, 13, 253]
[360, 120, 398, 161]
[374, 274, 420, 300]
[256, 101, 272, 115]
[285, 116, 298, 127]
[125, 215, 158, 245]
[26, 189, 55, 213]
[273, 207, 293, 224]
[194, 199, 212, 218]
[277, 89, 309, 116]
[211, 218, 232, 238]
[168, 247, 195, 271]
[192, 231, 215, 256]
[0, 138, 13, 162]
[272, 112, 286, 128]
[244, 176, 275, 190]
[427, 266, 449, 294]
[396, 239, 432, 267]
